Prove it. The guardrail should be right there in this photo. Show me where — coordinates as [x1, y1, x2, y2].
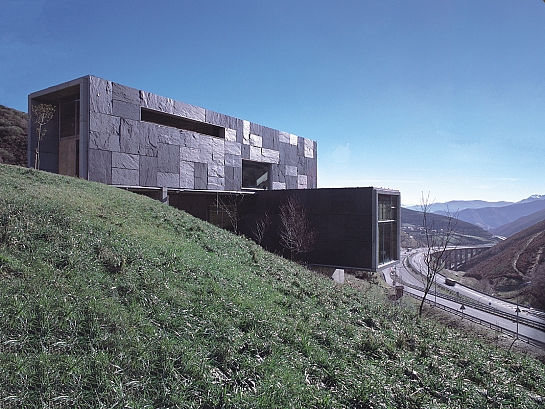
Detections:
[406, 249, 544, 323]
[405, 292, 545, 350]
[402, 257, 545, 333]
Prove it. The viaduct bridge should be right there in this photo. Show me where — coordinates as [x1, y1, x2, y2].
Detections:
[435, 246, 493, 271]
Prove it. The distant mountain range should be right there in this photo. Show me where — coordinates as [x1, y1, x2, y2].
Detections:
[400, 207, 495, 247]
[439, 198, 545, 231]
[405, 199, 514, 213]
[491, 208, 545, 237]
[405, 196, 545, 235]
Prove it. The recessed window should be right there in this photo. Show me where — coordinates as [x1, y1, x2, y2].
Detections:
[59, 97, 80, 177]
[60, 99, 80, 138]
[242, 160, 270, 189]
[378, 194, 398, 264]
[141, 108, 223, 138]
[378, 194, 398, 222]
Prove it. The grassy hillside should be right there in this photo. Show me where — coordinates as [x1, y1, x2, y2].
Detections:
[1, 164, 544, 408]
[0, 105, 27, 166]
[463, 219, 545, 309]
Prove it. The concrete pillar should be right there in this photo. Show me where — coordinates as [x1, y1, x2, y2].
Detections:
[160, 187, 168, 204]
[149, 187, 169, 204]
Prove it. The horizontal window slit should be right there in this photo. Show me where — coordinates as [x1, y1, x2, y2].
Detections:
[141, 108, 223, 138]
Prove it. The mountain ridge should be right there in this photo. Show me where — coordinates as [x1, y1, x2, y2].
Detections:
[404, 199, 513, 213]
[492, 208, 545, 238]
[442, 199, 545, 231]
[405, 195, 545, 213]
[400, 207, 496, 248]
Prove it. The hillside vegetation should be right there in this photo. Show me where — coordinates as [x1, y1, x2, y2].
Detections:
[1, 164, 544, 408]
[0, 105, 27, 166]
[463, 219, 545, 310]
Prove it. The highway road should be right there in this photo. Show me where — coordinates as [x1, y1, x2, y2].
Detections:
[384, 249, 545, 348]
[409, 251, 533, 316]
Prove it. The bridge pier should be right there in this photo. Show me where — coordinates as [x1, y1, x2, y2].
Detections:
[436, 246, 492, 271]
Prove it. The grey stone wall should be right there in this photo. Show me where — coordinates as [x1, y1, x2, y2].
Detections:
[29, 75, 317, 191]
[85, 76, 317, 191]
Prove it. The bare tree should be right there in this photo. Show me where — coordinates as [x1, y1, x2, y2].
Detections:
[252, 210, 271, 245]
[213, 194, 244, 234]
[279, 196, 317, 260]
[32, 103, 55, 170]
[418, 193, 460, 317]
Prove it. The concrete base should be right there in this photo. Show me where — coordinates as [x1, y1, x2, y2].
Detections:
[332, 269, 345, 284]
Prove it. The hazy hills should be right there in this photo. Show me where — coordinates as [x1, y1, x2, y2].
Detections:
[492, 207, 545, 238]
[406, 196, 545, 237]
[445, 199, 545, 231]
[400, 207, 496, 248]
[405, 199, 513, 213]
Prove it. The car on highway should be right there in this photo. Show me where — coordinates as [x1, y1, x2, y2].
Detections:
[445, 278, 457, 286]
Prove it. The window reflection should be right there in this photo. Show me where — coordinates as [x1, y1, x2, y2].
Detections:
[242, 160, 270, 189]
[378, 194, 398, 264]
[60, 99, 79, 138]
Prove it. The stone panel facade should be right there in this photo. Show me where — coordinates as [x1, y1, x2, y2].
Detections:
[28, 75, 317, 191]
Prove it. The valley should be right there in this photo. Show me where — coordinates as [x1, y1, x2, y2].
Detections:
[402, 200, 545, 312]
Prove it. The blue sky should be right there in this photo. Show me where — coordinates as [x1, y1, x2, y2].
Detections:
[1, 0, 544, 205]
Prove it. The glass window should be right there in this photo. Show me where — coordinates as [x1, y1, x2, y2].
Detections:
[378, 194, 398, 221]
[242, 160, 270, 189]
[378, 194, 398, 265]
[60, 99, 80, 139]
[379, 221, 398, 264]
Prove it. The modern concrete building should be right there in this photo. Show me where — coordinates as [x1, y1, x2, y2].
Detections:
[28, 75, 399, 271]
[28, 75, 317, 192]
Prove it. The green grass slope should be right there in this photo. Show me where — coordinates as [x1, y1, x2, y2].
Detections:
[1, 164, 544, 408]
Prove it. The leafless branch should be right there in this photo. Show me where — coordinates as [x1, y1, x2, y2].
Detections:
[279, 196, 317, 260]
[32, 103, 55, 170]
[418, 192, 460, 317]
[214, 194, 244, 234]
[252, 210, 271, 245]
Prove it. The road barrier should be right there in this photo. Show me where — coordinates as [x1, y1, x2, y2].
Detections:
[405, 292, 545, 350]
[403, 255, 545, 332]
